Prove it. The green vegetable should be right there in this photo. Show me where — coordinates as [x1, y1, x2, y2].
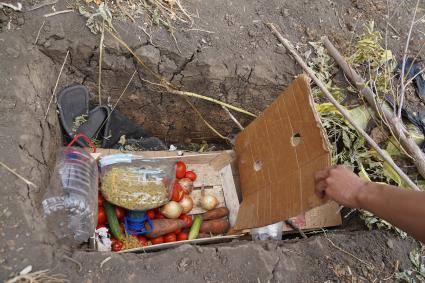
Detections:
[104, 201, 124, 240]
[188, 215, 203, 240]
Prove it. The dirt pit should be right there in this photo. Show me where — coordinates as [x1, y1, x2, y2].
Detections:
[1, 0, 424, 282]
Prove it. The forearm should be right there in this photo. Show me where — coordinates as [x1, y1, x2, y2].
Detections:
[358, 182, 425, 243]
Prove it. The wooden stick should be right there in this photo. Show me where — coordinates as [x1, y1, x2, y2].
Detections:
[322, 36, 425, 187]
[266, 23, 420, 191]
[285, 219, 307, 239]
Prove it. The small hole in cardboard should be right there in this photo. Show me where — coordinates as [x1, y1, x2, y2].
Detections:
[290, 133, 301, 146]
[253, 160, 262, 171]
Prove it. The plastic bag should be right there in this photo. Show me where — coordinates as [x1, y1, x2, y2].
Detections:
[42, 134, 98, 243]
[250, 221, 284, 241]
[99, 154, 175, 210]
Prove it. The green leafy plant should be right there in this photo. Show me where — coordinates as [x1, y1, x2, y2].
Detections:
[395, 247, 425, 282]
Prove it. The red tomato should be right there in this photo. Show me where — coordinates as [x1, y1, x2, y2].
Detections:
[179, 214, 193, 228]
[184, 171, 197, 181]
[137, 235, 148, 246]
[115, 207, 126, 221]
[146, 210, 155, 219]
[111, 240, 123, 252]
[175, 161, 186, 179]
[151, 236, 164, 245]
[155, 210, 164, 219]
[164, 233, 177, 243]
[98, 193, 104, 207]
[177, 232, 188, 241]
[96, 224, 106, 230]
[174, 228, 182, 234]
[98, 206, 106, 225]
[171, 182, 184, 202]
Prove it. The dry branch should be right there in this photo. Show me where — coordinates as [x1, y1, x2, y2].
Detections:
[266, 23, 420, 191]
[322, 36, 425, 187]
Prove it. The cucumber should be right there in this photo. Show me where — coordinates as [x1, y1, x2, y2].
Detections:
[188, 215, 203, 240]
[104, 202, 124, 241]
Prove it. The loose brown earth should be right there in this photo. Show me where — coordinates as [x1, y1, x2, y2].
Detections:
[1, 0, 424, 282]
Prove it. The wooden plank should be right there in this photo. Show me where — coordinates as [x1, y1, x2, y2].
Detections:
[189, 186, 225, 215]
[220, 164, 240, 226]
[209, 151, 236, 170]
[190, 163, 222, 187]
[119, 235, 242, 253]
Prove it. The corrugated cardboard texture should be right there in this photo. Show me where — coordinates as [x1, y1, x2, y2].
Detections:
[234, 75, 331, 230]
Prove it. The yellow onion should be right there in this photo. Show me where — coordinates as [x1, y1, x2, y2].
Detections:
[179, 195, 194, 213]
[160, 201, 183, 219]
[200, 188, 219, 211]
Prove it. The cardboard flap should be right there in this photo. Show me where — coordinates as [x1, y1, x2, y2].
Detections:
[233, 75, 331, 230]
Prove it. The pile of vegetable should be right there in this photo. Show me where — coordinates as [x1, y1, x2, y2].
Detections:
[96, 160, 231, 252]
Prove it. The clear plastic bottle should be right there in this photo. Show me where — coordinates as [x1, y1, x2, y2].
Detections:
[42, 134, 98, 243]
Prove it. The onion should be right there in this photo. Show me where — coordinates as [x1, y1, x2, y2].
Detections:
[179, 178, 193, 194]
[200, 187, 219, 210]
[179, 195, 194, 213]
[160, 201, 183, 219]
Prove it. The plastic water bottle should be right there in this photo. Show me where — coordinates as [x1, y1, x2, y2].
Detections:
[42, 134, 98, 243]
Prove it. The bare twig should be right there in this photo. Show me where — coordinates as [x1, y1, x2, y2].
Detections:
[285, 219, 307, 239]
[98, 20, 105, 105]
[398, 0, 420, 118]
[43, 9, 73, 18]
[0, 161, 37, 188]
[266, 23, 420, 191]
[44, 50, 69, 120]
[184, 98, 232, 142]
[322, 229, 375, 270]
[5, 269, 68, 283]
[27, 0, 58, 11]
[100, 256, 112, 268]
[222, 106, 244, 130]
[0, 2, 22, 11]
[34, 20, 46, 45]
[116, 0, 136, 22]
[63, 255, 82, 272]
[321, 35, 425, 189]
[106, 28, 256, 117]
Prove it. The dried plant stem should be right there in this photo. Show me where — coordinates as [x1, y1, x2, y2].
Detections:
[43, 9, 73, 17]
[34, 20, 46, 45]
[44, 50, 69, 120]
[266, 23, 420, 191]
[222, 106, 244, 130]
[5, 269, 68, 283]
[321, 35, 425, 189]
[98, 21, 105, 105]
[322, 229, 375, 270]
[398, 0, 420, 118]
[0, 161, 37, 188]
[106, 28, 256, 117]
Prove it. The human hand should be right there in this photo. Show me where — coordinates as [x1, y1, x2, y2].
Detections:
[314, 165, 367, 208]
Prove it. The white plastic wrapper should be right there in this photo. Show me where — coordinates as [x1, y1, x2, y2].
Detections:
[250, 221, 284, 240]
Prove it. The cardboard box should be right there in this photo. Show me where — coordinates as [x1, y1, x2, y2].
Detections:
[95, 75, 341, 252]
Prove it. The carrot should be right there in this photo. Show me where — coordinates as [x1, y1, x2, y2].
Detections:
[200, 207, 229, 221]
[145, 219, 187, 238]
[199, 219, 230, 234]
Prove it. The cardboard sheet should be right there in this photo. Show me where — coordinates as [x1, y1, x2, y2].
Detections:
[234, 75, 331, 230]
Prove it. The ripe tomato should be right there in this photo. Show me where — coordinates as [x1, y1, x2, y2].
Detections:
[164, 233, 177, 243]
[115, 206, 126, 221]
[98, 206, 106, 225]
[174, 228, 182, 234]
[184, 171, 197, 181]
[146, 210, 155, 219]
[175, 161, 186, 179]
[171, 182, 184, 202]
[150, 236, 164, 245]
[179, 214, 193, 228]
[177, 232, 188, 241]
[137, 235, 148, 246]
[98, 192, 104, 207]
[111, 239, 123, 252]
[155, 210, 164, 219]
